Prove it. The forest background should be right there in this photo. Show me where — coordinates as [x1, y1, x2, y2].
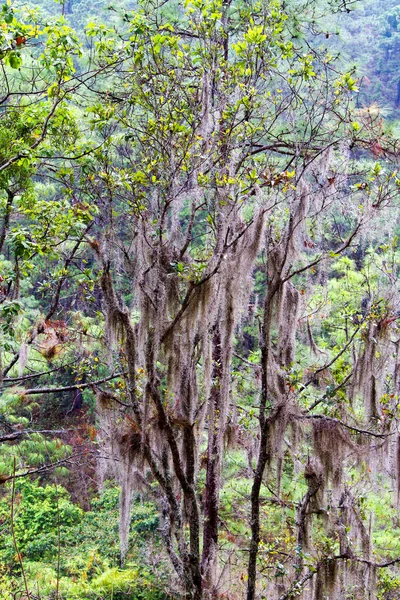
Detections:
[0, 0, 400, 598]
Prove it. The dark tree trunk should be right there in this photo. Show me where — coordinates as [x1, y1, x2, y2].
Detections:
[202, 326, 223, 595]
[247, 421, 269, 600]
[247, 279, 280, 600]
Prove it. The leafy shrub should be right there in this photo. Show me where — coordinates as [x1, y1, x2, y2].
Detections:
[0, 480, 82, 562]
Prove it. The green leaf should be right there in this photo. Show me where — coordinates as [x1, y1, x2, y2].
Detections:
[8, 52, 22, 69]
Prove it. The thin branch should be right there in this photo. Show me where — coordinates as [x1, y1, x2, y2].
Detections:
[20, 372, 126, 396]
[2, 360, 79, 384]
[298, 414, 389, 439]
[1, 451, 95, 484]
[282, 221, 363, 283]
[301, 325, 361, 391]
[0, 429, 71, 444]
[305, 370, 353, 413]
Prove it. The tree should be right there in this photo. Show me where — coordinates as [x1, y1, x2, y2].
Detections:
[0, 3, 108, 481]
[69, 0, 400, 598]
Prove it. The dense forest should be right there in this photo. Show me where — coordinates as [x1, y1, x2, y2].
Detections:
[0, 0, 400, 598]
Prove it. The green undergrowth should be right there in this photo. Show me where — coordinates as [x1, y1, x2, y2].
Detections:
[0, 481, 171, 599]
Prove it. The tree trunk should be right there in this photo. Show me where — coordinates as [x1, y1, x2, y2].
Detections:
[247, 421, 269, 600]
[202, 325, 223, 597]
[247, 277, 280, 600]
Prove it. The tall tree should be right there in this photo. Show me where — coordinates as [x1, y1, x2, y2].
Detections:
[75, 0, 400, 597]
